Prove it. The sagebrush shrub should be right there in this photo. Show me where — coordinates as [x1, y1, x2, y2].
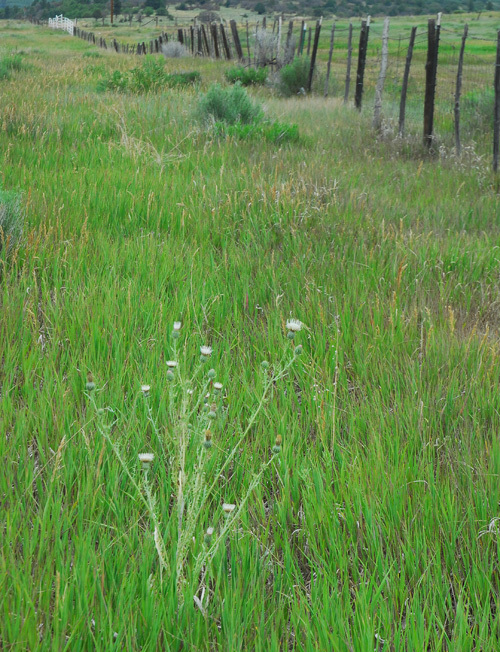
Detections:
[161, 41, 188, 58]
[197, 83, 262, 125]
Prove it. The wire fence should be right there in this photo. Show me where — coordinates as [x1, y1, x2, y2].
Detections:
[38, 14, 500, 166]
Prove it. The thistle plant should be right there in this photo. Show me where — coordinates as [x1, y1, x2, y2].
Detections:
[87, 318, 304, 601]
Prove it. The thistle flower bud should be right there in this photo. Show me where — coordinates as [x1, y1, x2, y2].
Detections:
[207, 368, 216, 380]
[172, 322, 181, 339]
[294, 345, 303, 355]
[204, 526, 214, 546]
[208, 411, 217, 420]
[272, 434, 282, 454]
[287, 331, 296, 340]
[86, 372, 96, 392]
[166, 370, 174, 382]
[200, 346, 212, 362]
[138, 452, 154, 470]
[261, 361, 269, 370]
[203, 430, 213, 450]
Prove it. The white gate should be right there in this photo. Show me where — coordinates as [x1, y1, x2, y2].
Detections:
[48, 15, 75, 36]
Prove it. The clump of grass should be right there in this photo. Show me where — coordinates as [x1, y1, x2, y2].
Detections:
[277, 56, 310, 97]
[197, 82, 263, 125]
[0, 53, 25, 80]
[97, 57, 200, 93]
[225, 66, 268, 86]
[213, 120, 300, 144]
[0, 188, 23, 255]
[82, 51, 103, 59]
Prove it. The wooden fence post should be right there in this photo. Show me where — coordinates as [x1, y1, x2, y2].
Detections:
[201, 24, 210, 57]
[399, 26, 417, 137]
[354, 17, 370, 111]
[373, 17, 390, 129]
[230, 20, 244, 61]
[246, 21, 251, 62]
[307, 19, 322, 93]
[178, 28, 184, 44]
[307, 26, 312, 56]
[423, 14, 441, 148]
[211, 23, 220, 58]
[344, 21, 353, 103]
[220, 24, 231, 59]
[324, 22, 336, 97]
[494, 30, 500, 172]
[277, 16, 282, 66]
[454, 24, 468, 155]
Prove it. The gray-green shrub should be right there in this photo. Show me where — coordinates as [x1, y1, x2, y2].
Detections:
[197, 83, 263, 125]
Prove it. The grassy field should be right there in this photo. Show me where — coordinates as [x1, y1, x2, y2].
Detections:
[2, 19, 500, 651]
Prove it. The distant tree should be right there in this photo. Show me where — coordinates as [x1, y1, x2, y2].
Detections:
[114, 0, 122, 15]
[255, 1, 265, 13]
[93, 7, 103, 18]
[486, 0, 493, 9]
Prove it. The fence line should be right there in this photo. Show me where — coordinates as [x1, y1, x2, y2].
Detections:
[35, 15, 500, 171]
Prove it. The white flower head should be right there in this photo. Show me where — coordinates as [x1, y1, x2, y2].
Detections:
[213, 382, 223, 390]
[222, 503, 236, 514]
[138, 453, 154, 463]
[173, 321, 182, 331]
[286, 319, 303, 333]
[200, 345, 212, 357]
[166, 360, 178, 368]
[141, 384, 151, 394]
[206, 527, 214, 536]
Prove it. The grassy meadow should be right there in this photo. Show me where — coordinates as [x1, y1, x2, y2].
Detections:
[2, 18, 500, 651]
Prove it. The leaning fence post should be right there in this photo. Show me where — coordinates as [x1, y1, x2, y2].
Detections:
[423, 14, 441, 149]
[307, 26, 312, 56]
[220, 24, 231, 59]
[307, 18, 322, 94]
[324, 22, 336, 97]
[344, 21, 353, 103]
[354, 17, 370, 111]
[399, 26, 417, 137]
[211, 23, 220, 58]
[454, 24, 468, 156]
[230, 20, 244, 61]
[373, 17, 390, 130]
[494, 29, 500, 173]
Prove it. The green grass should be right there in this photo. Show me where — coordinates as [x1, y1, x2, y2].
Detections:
[2, 21, 500, 652]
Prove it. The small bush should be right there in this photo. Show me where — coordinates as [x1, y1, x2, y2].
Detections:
[96, 57, 200, 93]
[161, 41, 188, 58]
[0, 189, 23, 255]
[277, 56, 310, 97]
[225, 66, 267, 86]
[83, 51, 103, 59]
[198, 83, 262, 125]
